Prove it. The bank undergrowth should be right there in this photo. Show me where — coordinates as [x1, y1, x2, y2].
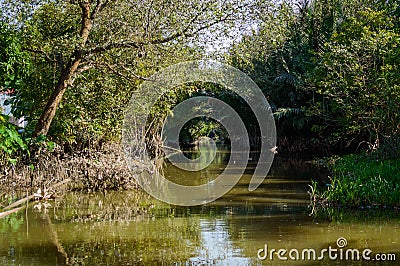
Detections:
[310, 153, 400, 209]
[0, 143, 139, 209]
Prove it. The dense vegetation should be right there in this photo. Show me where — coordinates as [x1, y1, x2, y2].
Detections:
[1, 0, 399, 207]
[311, 154, 400, 208]
[229, 0, 400, 155]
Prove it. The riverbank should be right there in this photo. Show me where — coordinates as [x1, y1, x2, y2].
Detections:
[3, 141, 399, 213]
[0, 144, 138, 209]
[310, 153, 400, 209]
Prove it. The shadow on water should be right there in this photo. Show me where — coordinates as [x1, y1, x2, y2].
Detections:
[0, 150, 399, 265]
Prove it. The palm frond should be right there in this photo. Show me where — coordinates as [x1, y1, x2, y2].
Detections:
[273, 107, 303, 121]
[273, 72, 296, 86]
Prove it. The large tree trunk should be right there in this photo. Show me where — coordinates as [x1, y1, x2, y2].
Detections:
[33, 57, 81, 137]
[33, 2, 94, 137]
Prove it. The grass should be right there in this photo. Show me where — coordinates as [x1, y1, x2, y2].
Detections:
[310, 154, 400, 208]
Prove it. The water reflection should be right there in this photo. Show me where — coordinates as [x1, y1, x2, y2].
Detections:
[190, 219, 252, 265]
[0, 155, 399, 265]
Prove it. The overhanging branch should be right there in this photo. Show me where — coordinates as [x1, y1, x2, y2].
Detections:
[84, 41, 144, 55]
[23, 48, 57, 62]
[92, 61, 148, 82]
[84, 4, 243, 55]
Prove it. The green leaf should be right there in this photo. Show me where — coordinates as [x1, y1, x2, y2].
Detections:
[8, 158, 17, 164]
[35, 134, 47, 143]
[46, 141, 55, 152]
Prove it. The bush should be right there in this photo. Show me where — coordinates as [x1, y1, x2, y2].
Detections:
[0, 114, 28, 163]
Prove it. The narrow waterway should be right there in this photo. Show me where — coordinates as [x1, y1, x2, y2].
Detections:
[0, 151, 399, 265]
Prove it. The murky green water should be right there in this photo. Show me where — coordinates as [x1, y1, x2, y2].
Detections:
[1, 151, 399, 265]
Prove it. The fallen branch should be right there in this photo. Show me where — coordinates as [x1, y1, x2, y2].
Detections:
[3, 195, 35, 211]
[2, 178, 72, 212]
[0, 206, 24, 218]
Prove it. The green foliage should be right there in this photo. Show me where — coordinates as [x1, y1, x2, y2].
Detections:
[314, 154, 400, 207]
[33, 133, 56, 152]
[7, 0, 219, 149]
[274, 107, 308, 130]
[0, 22, 31, 163]
[311, 7, 400, 140]
[0, 114, 28, 160]
[185, 83, 260, 148]
[228, 1, 317, 140]
[1, 0, 398, 156]
[180, 117, 227, 145]
[0, 22, 31, 92]
[229, 0, 400, 153]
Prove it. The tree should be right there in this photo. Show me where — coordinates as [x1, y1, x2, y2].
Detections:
[311, 7, 400, 145]
[228, 0, 400, 154]
[228, 1, 315, 138]
[5, 0, 248, 138]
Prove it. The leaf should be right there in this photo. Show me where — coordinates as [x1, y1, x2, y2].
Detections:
[46, 141, 55, 152]
[8, 158, 17, 164]
[35, 134, 47, 143]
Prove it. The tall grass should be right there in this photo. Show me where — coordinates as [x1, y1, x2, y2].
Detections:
[311, 154, 400, 208]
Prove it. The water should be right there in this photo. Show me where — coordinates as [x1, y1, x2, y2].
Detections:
[0, 151, 399, 265]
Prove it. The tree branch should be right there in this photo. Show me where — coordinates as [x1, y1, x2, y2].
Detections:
[23, 48, 56, 62]
[119, 65, 149, 81]
[91, 0, 104, 19]
[93, 61, 148, 82]
[78, 1, 93, 47]
[84, 3, 243, 55]
[69, 63, 95, 84]
[84, 41, 144, 55]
